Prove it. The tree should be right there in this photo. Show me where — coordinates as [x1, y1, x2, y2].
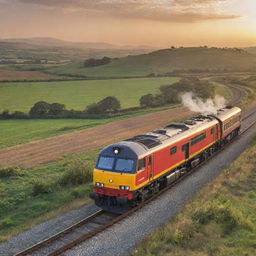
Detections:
[84, 56, 111, 67]
[85, 96, 121, 114]
[29, 101, 50, 117]
[49, 103, 66, 115]
[140, 94, 155, 107]
[97, 96, 121, 113]
[86, 103, 101, 114]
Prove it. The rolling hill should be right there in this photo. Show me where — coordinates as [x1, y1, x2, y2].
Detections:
[0, 37, 155, 62]
[47, 47, 256, 78]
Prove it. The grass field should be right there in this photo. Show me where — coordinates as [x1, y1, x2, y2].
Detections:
[0, 77, 179, 112]
[47, 47, 256, 78]
[0, 105, 180, 148]
[131, 136, 256, 256]
[0, 81, 232, 149]
[0, 151, 98, 242]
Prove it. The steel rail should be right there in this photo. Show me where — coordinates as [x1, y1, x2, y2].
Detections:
[15, 106, 256, 256]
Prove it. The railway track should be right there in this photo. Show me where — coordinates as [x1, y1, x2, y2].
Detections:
[15, 106, 256, 256]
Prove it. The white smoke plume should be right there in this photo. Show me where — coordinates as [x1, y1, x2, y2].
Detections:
[181, 92, 226, 114]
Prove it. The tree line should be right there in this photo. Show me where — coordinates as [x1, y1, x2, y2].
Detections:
[0, 78, 214, 119]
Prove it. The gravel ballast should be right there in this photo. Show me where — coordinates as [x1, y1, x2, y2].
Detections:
[1, 110, 256, 256]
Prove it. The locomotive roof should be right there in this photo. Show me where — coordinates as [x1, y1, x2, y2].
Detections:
[100, 106, 241, 159]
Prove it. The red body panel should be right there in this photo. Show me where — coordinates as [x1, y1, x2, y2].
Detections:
[94, 186, 134, 200]
[144, 125, 217, 179]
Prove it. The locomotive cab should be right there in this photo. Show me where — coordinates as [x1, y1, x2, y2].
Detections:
[90, 141, 149, 212]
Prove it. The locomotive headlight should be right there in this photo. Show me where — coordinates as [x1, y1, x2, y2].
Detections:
[96, 182, 104, 187]
[120, 186, 130, 190]
[113, 147, 121, 155]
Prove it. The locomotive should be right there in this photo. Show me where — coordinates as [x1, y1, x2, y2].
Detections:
[90, 106, 241, 212]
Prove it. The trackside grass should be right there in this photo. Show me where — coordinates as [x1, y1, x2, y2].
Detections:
[0, 151, 98, 242]
[131, 135, 256, 256]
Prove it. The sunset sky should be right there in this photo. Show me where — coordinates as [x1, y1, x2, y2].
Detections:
[0, 0, 255, 47]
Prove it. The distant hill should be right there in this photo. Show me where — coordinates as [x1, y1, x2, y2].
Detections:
[47, 47, 256, 78]
[0, 37, 117, 49]
[0, 37, 155, 62]
[243, 47, 256, 54]
[0, 37, 155, 50]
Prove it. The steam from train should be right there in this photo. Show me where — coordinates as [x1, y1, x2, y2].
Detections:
[181, 92, 226, 115]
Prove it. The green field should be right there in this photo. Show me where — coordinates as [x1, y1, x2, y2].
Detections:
[0, 77, 178, 112]
[47, 47, 256, 78]
[131, 136, 256, 256]
[0, 151, 98, 242]
[0, 105, 180, 148]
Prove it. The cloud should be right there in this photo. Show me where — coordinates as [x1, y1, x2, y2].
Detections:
[19, 0, 239, 23]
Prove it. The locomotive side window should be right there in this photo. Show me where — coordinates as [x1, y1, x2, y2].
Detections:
[211, 128, 214, 134]
[170, 146, 177, 155]
[148, 155, 152, 165]
[191, 132, 206, 146]
[138, 158, 146, 171]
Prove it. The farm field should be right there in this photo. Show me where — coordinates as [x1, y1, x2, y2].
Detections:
[0, 105, 179, 148]
[131, 135, 256, 256]
[0, 81, 232, 149]
[0, 77, 178, 112]
[0, 68, 64, 81]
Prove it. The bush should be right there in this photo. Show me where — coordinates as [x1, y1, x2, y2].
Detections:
[0, 217, 14, 229]
[71, 187, 88, 198]
[0, 166, 25, 178]
[139, 77, 215, 108]
[58, 159, 92, 186]
[32, 179, 53, 196]
[85, 96, 121, 114]
[84, 56, 111, 67]
[29, 101, 51, 117]
[192, 203, 239, 234]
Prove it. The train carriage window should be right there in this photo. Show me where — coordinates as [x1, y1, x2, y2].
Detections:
[138, 158, 146, 171]
[211, 128, 214, 134]
[170, 146, 177, 155]
[224, 116, 240, 131]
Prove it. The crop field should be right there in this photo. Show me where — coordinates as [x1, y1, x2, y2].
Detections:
[0, 77, 178, 112]
[0, 68, 64, 81]
[0, 81, 231, 149]
[0, 105, 178, 149]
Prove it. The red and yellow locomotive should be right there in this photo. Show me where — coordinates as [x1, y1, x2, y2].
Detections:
[90, 106, 241, 212]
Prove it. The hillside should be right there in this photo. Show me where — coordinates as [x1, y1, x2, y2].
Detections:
[244, 47, 256, 54]
[47, 47, 256, 78]
[0, 38, 154, 62]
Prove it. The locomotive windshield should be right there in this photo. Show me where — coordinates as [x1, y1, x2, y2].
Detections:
[97, 156, 135, 173]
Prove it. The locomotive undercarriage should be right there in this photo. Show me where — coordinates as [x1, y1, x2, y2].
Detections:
[93, 127, 240, 213]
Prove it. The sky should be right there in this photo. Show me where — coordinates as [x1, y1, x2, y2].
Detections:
[0, 0, 255, 47]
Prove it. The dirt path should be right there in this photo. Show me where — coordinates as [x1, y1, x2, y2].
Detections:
[0, 107, 193, 168]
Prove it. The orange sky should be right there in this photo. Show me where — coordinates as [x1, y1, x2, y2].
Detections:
[0, 0, 255, 47]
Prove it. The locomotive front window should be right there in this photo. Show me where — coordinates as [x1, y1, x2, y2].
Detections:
[115, 159, 135, 173]
[97, 156, 115, 170]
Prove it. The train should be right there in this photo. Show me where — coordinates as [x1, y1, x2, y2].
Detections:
[90, 106, 241, 213]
